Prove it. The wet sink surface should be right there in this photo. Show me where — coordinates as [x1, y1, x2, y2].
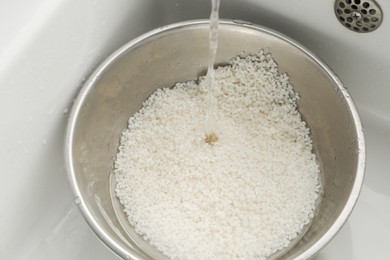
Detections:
[0, 0, 389, 259]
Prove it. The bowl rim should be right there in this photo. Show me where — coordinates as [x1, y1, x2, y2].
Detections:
[64, 19, 366, 260]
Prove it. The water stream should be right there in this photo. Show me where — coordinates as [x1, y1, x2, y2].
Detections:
[204, 0, 220, 144]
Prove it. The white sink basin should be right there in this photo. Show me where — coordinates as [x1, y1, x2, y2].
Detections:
[1, 0, 389, 259]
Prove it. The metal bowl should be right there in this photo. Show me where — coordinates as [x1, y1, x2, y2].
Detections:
[65, 20, 365, 259]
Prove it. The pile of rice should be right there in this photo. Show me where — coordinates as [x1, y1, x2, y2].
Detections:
[114, 51, 320, 259]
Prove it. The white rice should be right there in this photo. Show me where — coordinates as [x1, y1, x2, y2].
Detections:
[114, 50, 320, 260]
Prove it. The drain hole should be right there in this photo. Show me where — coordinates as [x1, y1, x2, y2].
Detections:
[335, 0, 382, 33]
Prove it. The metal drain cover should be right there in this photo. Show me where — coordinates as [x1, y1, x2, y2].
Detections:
[335, 0, 383, 32]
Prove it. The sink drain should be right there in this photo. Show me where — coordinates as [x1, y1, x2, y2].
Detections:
[335, 0, 383, 32]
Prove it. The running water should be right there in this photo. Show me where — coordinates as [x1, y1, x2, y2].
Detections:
[204, 0, 220, 144]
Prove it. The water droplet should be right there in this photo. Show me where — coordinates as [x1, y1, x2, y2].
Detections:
[63, 108, 69, 114]
[48, 106, 56, 116]
[74, 197, 81, 205]
[42, 139, 47, 145]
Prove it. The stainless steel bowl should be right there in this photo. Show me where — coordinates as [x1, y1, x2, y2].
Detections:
[65, 20, 365, 259]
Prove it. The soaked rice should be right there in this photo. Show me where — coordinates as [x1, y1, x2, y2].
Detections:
[114, 51, 320, 260]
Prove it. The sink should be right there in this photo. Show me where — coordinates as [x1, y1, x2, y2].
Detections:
[0, 0, 389, 259]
